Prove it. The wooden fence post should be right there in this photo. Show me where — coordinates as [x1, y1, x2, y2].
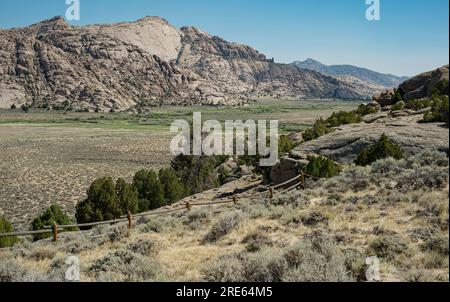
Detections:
[269, 187, 274, 200]
[300, 171, 305, 189]
[127, 211, 133, 236]
[52, 223, 58, 242]
[127, 212, 133, 230]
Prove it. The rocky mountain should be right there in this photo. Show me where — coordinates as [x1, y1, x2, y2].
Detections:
[292, 58, 409, 91]
[0, 16, 368, 112]
[373, 65, 449, 105]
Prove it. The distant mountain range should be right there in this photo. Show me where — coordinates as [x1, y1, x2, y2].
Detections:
[292, 58, 409, 90]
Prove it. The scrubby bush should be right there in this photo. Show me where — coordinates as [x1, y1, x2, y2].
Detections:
[342, 248, 367, 281]
[396, 166, 449, 191]
[367, 235, 410, 260]
[300, 210, 328, 226]
[336, 167, 372, 191]
[355, 134, 405, 166]
[127, 238, 160, 256]
[406, 149, 449, 168]
[133, 170, 166, 212]
[405, 99, 432, 111]
[89, 249, 165, 282]
[422, 94, 449, 126]
[326, 111, 362, 127]
[0, 257, 46, 282]
[421, 235, 449, 256]
[202, 253, 246, 282]
[302, 118, 333, 141]
[0, 216, 18, 248]
[391, 91, 403, 104]
[278, 135, 300, 155]
[26, 245, 57, 261]
[184, 207, 210, 230]
[138, 214, 181, 234]
[202, 212, 243, 244]
[242, 249, 287, 282]
[305, 156, 341, 178]
[371, 157, 407, 176]
[76, 177, 122, 224]
[391, 101, 405, 111]
[303, 110, 366, 142]
[31, 205, 75, 241]
[242, 231, 273, 252]
[202, 234, 357, 282]
[356, 103, 378, 116]
[106, 223, 129, 243]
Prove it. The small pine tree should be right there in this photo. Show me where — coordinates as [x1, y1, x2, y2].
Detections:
[326, 111, 362, 128]
[0, 216, 18, 248]
[305, 156, 341, 178]
[132, 170, 166, 211]
[355, 134, 405, 166]
[116, 178, 139, 214]
[391, 92, 403, 104]
[76, 177, 122, 224]
[356, 104, 378, 116]
[159, 168, 187, 204]
[31, 205, 75, 241]
[303, 118, 333, 141]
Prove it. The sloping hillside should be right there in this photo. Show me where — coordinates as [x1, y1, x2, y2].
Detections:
[293, 58, 409, 89]
[0, 17, 367, 112]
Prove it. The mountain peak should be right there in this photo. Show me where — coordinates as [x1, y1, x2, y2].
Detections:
[135, 16, 169, 25]
[303, 58, 323, 65]
[31, 16, 71, 31]
[292, 58, 407, 89]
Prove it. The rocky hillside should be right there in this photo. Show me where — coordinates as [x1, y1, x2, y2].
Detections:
[373, 65, 449, 105]
[292, 58, 409, 90]
[0, 17, 367, 112]
[1, 150, 448, 282]
[294, 114, 449, 164]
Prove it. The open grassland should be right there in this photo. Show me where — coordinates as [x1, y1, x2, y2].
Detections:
[0, 100, 360, 230]
[0, 125, 172, 230]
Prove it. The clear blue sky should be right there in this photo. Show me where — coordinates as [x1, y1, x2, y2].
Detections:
[0, 0, 448, 76]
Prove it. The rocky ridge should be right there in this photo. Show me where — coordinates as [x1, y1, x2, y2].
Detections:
[0, 16, 368, 111]
[292, 58, 409, 91]
[373, 65, 449, 105]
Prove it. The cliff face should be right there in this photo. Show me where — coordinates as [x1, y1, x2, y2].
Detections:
[0, 16, 366, 112]
[372, 65, 449, 105]
[398, 65, 449, 100]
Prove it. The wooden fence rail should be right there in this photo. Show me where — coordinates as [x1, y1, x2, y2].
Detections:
[0, 172, 317, 241]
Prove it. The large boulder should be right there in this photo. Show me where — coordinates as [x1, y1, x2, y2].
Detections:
[269, 157, 300, 186]
[399, 65, 449, 101]
[295, 115, 449, 164]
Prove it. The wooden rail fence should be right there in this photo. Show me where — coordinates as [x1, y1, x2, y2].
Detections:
[0, 172, 318, 242]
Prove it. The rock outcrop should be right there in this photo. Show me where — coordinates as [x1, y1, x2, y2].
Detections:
[0, 16, 368, 111]
[399, 65, 449, 100]
[373, 65, 449, 105]
[294, 115, 449, 164]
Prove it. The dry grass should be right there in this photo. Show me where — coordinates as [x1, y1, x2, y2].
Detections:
[0, 124, 172, 229]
